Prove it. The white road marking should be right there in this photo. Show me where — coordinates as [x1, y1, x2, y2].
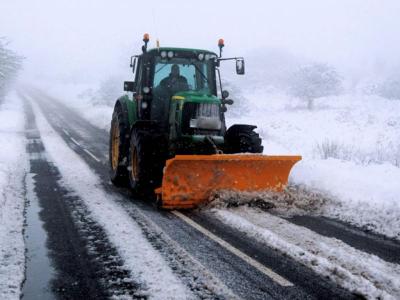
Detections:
[62, 128, 101, 163]
[70, 137, 81, 146]
[171, 210, 294, 287]
[83, 148, 101, 162]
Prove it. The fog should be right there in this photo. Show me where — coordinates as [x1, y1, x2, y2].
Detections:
[1, 0, 400, 84]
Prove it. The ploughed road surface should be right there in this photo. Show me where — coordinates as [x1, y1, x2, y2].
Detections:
[19, 88, 400, 299]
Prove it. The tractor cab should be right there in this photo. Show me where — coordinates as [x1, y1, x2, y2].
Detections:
[126, 47, 219, 130]
[123, 35, 245, 140]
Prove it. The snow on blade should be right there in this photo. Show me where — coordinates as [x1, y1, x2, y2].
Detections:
[0, 92, 27, 300]
[206, 185, 327, 214]
[30, 100, 194, 299]
[211, 208, 400, 299]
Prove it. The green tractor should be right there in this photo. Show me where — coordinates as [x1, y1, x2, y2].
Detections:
[109, 34, 300, 209]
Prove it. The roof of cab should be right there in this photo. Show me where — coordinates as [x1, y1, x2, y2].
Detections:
[146, 47, 217, 56]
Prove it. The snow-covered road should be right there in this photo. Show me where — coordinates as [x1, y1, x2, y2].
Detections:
[1, 88, 399, 299]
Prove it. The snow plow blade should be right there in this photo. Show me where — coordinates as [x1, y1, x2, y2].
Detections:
[155, 154, 302, 209]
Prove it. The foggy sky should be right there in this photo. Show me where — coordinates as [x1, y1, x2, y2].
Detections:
[1, 0, 399, 83]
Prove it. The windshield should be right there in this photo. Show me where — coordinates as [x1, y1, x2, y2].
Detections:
[153, 57, 216, 95]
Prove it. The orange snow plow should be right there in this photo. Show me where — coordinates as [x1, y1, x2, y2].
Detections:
[155, 154, 302, 209]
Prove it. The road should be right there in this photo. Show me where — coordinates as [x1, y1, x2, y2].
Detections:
[19, 87, 400, 299]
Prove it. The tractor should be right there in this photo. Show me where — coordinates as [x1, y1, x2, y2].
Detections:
[109, 34, 301, 209]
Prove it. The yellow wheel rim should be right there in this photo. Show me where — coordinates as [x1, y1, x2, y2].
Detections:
[131, 146, 139, 181]
[111, 123, 120, 170]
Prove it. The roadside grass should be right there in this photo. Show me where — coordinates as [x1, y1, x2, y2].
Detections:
[315, 140, 400, 168]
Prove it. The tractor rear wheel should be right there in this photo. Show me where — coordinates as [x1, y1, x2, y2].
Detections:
[224, 125, 264, 154]
[109, 105, 129, 186]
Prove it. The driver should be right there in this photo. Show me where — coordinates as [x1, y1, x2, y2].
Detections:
[160, 64, 189, 94]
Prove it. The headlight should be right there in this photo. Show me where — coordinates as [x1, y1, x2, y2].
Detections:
[141, 101, 148, 109]
[142, 86, 150, 94]
[167, 51, 174, 58]
[198, 53, 204, 60]
[206, 54, 217, 60]
[190, 117, 222, 130]
[160, 51, 167, 58]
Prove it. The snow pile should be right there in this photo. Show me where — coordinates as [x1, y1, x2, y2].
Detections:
[228, 90, 400, 240]
[206, 185, 328, 214]
[30, 100, 194, 299]
[0, 92, 27, 299]
[211, 208, 400, 299]
[292, 159, 400, 240]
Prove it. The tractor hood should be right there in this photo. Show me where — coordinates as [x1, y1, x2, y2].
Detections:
[172, 91, 220, 104]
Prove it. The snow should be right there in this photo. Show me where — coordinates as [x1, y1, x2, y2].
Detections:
[0, 92, 27, 300]
[32, 81, 114, 131]
[45, 79, 400, 240]
[211, 208, 400, 299]
[30, 66, 400, 241]
[29, 98, 194, 299]
[292, 159, 400, 239]
[226, 89, 400, 239]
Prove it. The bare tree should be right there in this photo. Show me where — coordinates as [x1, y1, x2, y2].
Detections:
[0, 38, 23, 101]
[288, 63, 343, 109]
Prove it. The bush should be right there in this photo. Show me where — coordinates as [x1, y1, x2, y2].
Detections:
[316, 140, 341, 160]
[0, 38, 23, 101]
[315, 140, 400, 168]
[378, 78, 400, 100]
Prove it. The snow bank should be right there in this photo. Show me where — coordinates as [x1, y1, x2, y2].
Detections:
[30, 99, 194, 299]
[212, 209, 400, 299]
[231, 91, 400, 239]
[0, 92, 27, 300]
[292, 159, 400, 239]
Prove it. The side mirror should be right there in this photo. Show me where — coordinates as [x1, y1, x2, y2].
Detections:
[124, 81, 136, 92]
[236, 58, 245, 75]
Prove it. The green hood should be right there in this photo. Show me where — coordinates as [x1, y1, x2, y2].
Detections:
[172, 91, 220, 104]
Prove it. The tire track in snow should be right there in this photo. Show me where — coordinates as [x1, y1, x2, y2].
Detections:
[23, 97, 141, 299]
[23, 91, 246, 300]
[28, 98, 196, 299]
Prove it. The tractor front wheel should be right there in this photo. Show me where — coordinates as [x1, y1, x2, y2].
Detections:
[224, 125, 264, 154]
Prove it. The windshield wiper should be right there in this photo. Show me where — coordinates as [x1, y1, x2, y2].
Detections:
[155, 63, 169, 74]
[192, 63, 210, 86]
